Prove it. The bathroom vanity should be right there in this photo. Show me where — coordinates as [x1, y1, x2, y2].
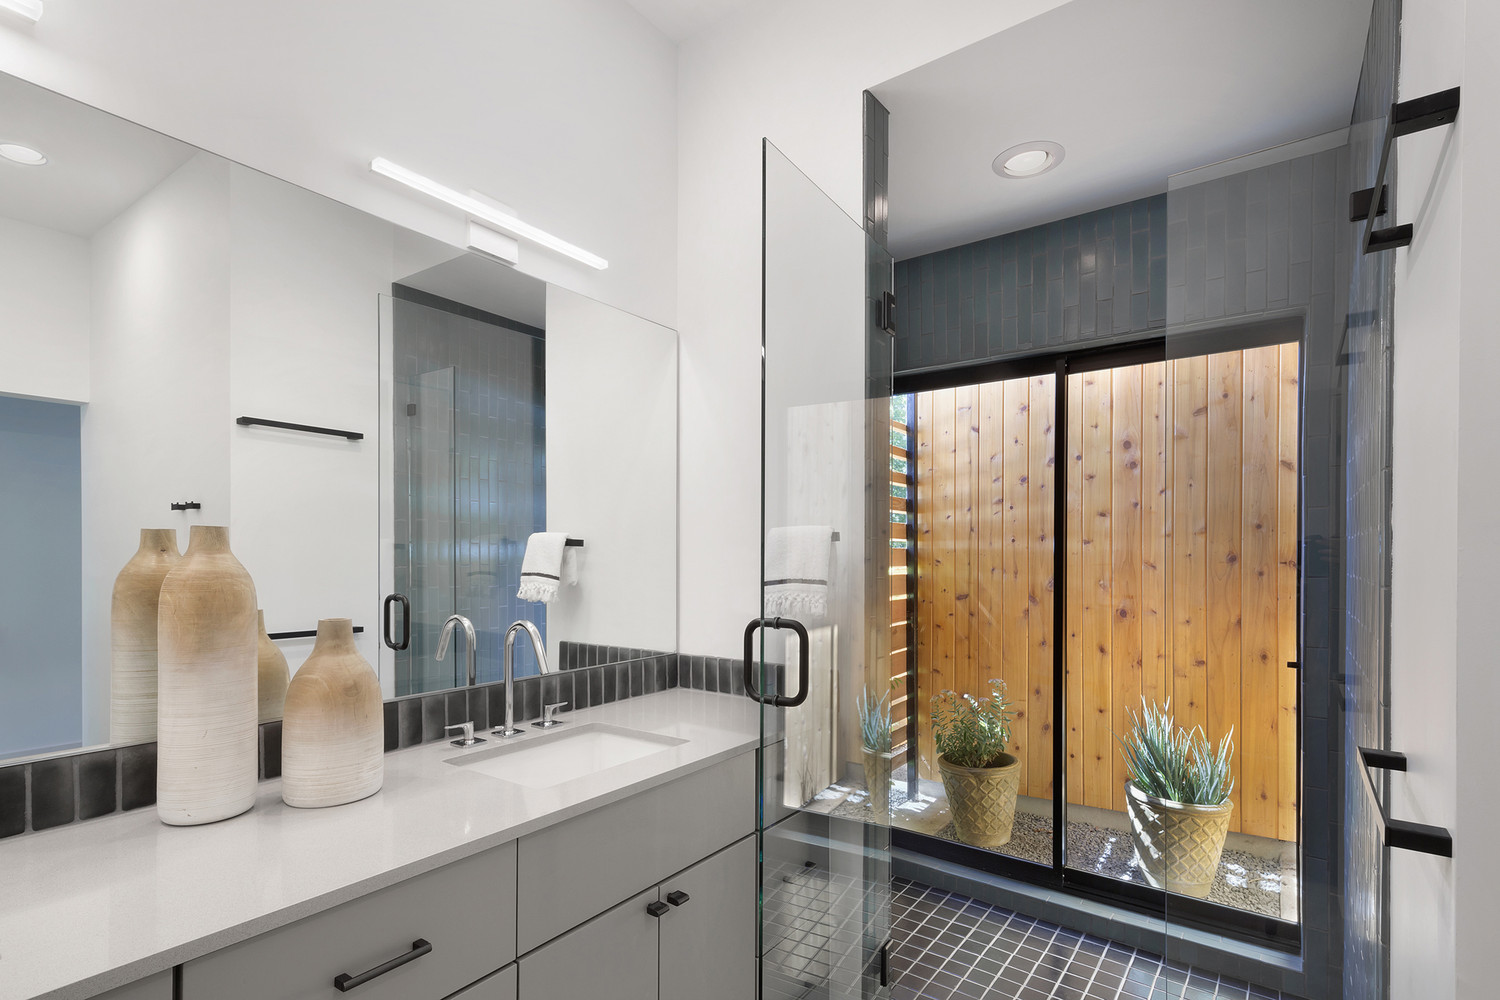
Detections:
[0, 690, 759, 1000]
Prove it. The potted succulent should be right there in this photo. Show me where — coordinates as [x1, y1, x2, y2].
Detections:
[858, 687, 895, 819]
[932, 679, 1021, 847]
[1117, 699, 1235, 898]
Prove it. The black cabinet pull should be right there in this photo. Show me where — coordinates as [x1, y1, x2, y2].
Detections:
[333, 938, 431, 992]
[646, 900, 670, 917]
[666, 890, 690, 906]
[383, 593, 410, 651]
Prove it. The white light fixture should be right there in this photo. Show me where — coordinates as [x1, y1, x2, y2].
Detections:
[0, 0, 43, 23]
[467, 222, 520, 266]
[370, 157, 607, 270]
[0, 142, 47, 165]
[993, 141, 1065, 179]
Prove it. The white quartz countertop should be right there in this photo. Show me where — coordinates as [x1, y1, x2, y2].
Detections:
[0, 689, 761, 1000]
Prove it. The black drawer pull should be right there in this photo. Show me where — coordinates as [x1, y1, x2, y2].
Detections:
[646, 900, 670, 917]
[666, 890, 690, 906]
[333, 939, 432, 992]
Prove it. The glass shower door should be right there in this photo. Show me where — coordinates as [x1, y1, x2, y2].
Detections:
[754, 139, 891, 1000]
[394, 367, 457, 694]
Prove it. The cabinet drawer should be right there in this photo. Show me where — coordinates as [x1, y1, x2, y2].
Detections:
[451, 964, 516, 1000]
[517, 751, 754, 953]
[659, 836, 757, 1000]
[517, 888, 659, 1000]
[96, 971, 172, 1000]
[182, 841, 516, 1000]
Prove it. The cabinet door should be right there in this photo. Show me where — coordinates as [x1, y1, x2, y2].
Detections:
[658, 835, 757, 1000]
[96, 971, 172, 1000]
[451, 964, 516, 1000]
[517, 887, 659, 1000]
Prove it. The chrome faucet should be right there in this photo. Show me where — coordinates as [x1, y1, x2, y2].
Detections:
[435, 614, 478, 689]
[495, 619, 551, 738]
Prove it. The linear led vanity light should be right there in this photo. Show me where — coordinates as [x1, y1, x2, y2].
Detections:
[370, 156, 607, 270]
[0, 0, 43, 22]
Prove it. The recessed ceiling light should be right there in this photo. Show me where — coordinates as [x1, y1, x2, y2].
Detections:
[0, 142, 47, 166]
[993, 141, 1065, 179]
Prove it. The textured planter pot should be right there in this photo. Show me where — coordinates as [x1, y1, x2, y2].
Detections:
[156, 525, 259, 826]
[109, 528, 181, 743]
[863, 748, 894, 820]
[256, 610, 290, 723]
[1124, 781, 1234, 898]
[281, 618, 384, 808]
[937, 752, 1021, 847]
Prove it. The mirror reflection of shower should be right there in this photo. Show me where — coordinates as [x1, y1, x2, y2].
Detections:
[391, 287, 546, 695]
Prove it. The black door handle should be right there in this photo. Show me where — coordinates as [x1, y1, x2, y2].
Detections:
[646, 900, 670, 917]
[383, 593, 410, 651]
[666, 890, 690, 906]
[333, 938, 431, 991]
[742, 617, 811, 708]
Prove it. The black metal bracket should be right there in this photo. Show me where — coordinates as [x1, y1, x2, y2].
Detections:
[236, 416, 364, 441]
[1352, 87, 1460, 254]
[565, 538, 584, 547]
[1358, 746, 1453, 857]
[269, 626, 365, 641]
[170, 501, 201, 511]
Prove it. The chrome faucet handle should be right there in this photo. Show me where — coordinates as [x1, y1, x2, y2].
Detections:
[533, 702, 569, 729]
[445, 722, 485, 747]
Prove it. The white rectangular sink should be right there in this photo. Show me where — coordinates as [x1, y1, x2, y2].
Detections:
[445, 723, 687, 788]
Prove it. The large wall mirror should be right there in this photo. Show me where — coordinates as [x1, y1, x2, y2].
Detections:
[0, 70, 677, 764]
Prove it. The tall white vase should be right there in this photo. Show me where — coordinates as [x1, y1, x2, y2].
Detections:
[282, 618, 384, 808]
[156, 525, 259, 826]
[256, 610, 290, 723]
[109, 528, 181, 743]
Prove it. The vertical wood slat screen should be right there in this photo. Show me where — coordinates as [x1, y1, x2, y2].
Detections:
[911, 345, 1299, 841]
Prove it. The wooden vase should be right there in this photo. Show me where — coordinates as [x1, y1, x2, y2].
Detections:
[256, 610, 290, 723]
[281, 618, 384, 808]
[156, 525, 259, 826]
[109, 529, 181, 743]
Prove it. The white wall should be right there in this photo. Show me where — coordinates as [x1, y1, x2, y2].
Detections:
[228, 164, 394, 679]
[0, 0, 677, 329]
[675, 0, 1069, 657]
[544, 285, 678, 663]
[0, 215, 89, 403]
[82, 152, 233, 746]
[1452, 0, 1500, 995]
[1390, 1, 1500, 997]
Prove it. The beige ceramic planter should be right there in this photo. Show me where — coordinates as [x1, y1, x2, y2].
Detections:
[1124, 781, 1234, 898]
[863, 749, 895, 820]
[937, 752, 1021, 847]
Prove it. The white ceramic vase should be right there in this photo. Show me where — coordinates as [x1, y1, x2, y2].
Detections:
[109, 528, 181, 743]
[281, 618, 384, 808]
[156, 525, 259, 826]
[256, 610, 290, 723]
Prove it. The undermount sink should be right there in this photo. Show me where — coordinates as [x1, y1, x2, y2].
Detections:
[444, 723, 687, 788]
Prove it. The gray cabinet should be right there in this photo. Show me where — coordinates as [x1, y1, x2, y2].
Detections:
[181, 841, 516, 1000]
[518, 888, 660, 1000]
[659, 836, 757, 1000]
[451, 964, 517, 1000]
[96, 972, 172, 1000]
[516, 752, 755, 953]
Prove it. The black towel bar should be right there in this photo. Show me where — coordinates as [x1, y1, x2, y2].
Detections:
[1350, 87, 1461, 254]
[237, 416, 364, 441]
[1358, 746, 1453, 857]
[269, 626, 365, 641]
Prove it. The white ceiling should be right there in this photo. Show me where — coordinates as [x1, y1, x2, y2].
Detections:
[625, 0, 763, 42]
[874, 0, 1376, 260]
[0, 74, 196, 237]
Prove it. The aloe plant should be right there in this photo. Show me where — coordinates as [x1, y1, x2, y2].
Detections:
[1117, 699, 1234, 806]
[858, 688, 893, 754]
[932, 679, 1014, 769]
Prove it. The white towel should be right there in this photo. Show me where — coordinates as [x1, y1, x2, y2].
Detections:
[517, 532, 577, 603]
[764, 525, 832, 620]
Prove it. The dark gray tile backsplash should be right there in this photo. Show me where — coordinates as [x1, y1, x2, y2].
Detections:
[2, 645, 700, 840]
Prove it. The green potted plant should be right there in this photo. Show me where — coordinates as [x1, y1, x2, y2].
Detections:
[932, 679, 1021, 847]
[858, 687, 894, 819]
[1117, 699, 1235, 898]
